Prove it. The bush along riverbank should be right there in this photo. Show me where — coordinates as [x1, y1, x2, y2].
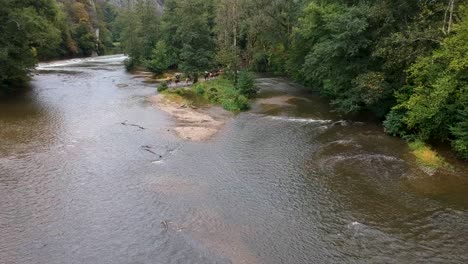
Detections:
[150, 71, 256, 141]
[158, 71, 257, 112]
[408, 141, 450, 171]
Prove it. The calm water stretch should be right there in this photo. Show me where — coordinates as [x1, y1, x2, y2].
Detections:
[1, 55, 467, 264]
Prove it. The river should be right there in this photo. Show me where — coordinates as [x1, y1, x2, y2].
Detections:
[1, 55, 467, 264]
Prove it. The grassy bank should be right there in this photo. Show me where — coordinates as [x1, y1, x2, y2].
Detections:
[159, 75, 255, 112]
[409, 141, 449, 169]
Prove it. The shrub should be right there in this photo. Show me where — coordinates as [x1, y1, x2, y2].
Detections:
[175, 89, 186, 96]
[408, 140, 446, 169]
[161, 77, 251, 112]
[452, 136, 468, 160]
[252, 52, 269, 72]
[195, 84, 205, 95]
[235, 95, 249, 111]
[269, 44, 287, 75]
[383, 109, 407, 137]
[157, 81, 168, 92]
[206, 87, 219, 102]
[124, 58, 138, 71]
[451, 109, 468, 159]
[221, 99, 238, 112]
[221, 95, 249, 112]
[144, 41, 173, 74]
[236, 71, 257, 98]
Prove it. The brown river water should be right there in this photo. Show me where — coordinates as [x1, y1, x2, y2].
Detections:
[1, 55, 467, 264]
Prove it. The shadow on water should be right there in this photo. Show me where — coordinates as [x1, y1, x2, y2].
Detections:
[0, 85, 62, 153]
[34, 70, 85, 75]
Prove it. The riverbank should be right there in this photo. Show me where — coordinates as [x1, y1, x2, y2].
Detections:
[149, 93, 231, 141]
[150, 75, 467, 172]
[148, 76, 257, 141]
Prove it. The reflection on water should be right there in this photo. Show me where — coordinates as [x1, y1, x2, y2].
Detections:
[1, 56, 467, 264]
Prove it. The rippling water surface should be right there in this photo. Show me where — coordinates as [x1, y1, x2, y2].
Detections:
[1, 55, 467, 264]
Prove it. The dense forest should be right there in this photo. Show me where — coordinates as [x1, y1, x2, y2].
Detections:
[1, 0, 467, 158]
[0, 0, 119, 91]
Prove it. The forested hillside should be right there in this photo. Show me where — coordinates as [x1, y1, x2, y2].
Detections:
[1, 0, 467, 158]
[55, 0, 119, 58]
[1, 0, 119, 91]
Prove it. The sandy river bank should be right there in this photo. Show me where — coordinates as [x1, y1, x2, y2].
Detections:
[149, 94, 231, 141]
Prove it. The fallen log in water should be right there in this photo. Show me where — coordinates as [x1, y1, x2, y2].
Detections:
[121, 120, 146, 130]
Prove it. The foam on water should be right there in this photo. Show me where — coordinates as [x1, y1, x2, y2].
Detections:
[37, 55, 127, 69]
[347, 221, 363, 228]
[267, 115, 333, 124]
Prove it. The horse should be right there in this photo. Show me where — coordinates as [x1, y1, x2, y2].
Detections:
[174, 74, 181, 86]
[165, 76, 172, 85]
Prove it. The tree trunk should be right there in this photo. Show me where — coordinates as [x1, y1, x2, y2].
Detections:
[443, 0, 456, 34]
[448, 0, 455, 34]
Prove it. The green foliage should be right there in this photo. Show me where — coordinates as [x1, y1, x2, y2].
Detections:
[195, 84, 205, 96]
[216, 47, 239, 82]
[117, 0, 160, 64]
[251, 52, 269, 73]
[383, 109, 409, 137]
[170, 78, 250, 112]
[118, 0, 215, 75]
[387, 7, 468, 158]
[37, 0, 120, 58]
[145, 41, 175, 74]
[268, 44, 288, 75]
[408, 140, 427, 151]
[451, 109, 468, 159]
[209, 78, 250, 112]
[0, 0, 62, 91]
[408, 140, 447, 169]
[74, 21, 97, 56]
[157, 81, 169, 92]
[124, 57, 137, 71]
[174, 0, 215, 76]
[236, 71, 257, 99]
[221, 95, 249, 112]
[294, 3, 374, 113]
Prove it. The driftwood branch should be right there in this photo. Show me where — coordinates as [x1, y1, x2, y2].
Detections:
[121, 120, 146, 130]
[161, 221, 169, 231]
[141, 145, 162, 157]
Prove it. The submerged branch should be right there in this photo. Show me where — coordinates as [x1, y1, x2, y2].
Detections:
[121, 120, 146, 130]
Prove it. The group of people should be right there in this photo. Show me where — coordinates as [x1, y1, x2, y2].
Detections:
[204, 69, 223, 81]
[165, 73, 190, 86]
[164, 69, 224, 87]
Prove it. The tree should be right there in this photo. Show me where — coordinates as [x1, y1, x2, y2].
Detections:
[291, 2, 374, 112]
[117, 0, 161, 68]
[386, 6, 468, 157]
[145, 41, 174, 74]
[452, 108, 468, 159]
[119, 0, 216, 78]
[215, 0, 243, 83]
[0, 0, 62, 92]
[173, 0, 215, 81]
